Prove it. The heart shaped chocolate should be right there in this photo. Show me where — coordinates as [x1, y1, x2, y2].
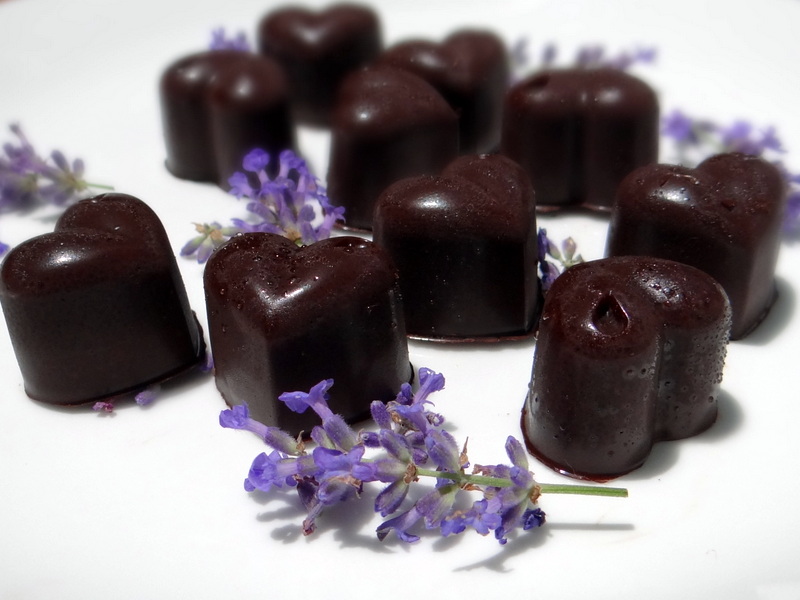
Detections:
[375, 29, 509, 153]
[257, 4, 382, 126]
[607, 152, 786, 339]
[327, 66, 459, 231]
[522, 256, 731, 480]
[160, 50, 294, 186]
[502, 68, 659, 211]
[373, 153, 539, 340]
[0, 193, 205, 405]
[204, 233, 411, 432]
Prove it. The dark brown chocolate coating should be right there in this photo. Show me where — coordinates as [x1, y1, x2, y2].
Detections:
[204, 233, 412, 433]
[258, 3, 382, 126]
[375, 29, 509, 153]
[0, 193, 205, 405]
[327, 66, 459, 231]
[502, 68, 659, 211]
[373, 154, 539, 340]
[522, 256, 731, 480]
[607, 152, 786, 339]
[160, 50, 294, 187]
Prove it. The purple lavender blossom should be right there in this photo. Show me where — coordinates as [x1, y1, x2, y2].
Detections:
[209, 27, 251, 52]
[134, 384, 160, 407]
[508, 39, 657, 83]
[183, 149, 345, 263]
[537, 228, 584, 292]
[1, 123, 105, 215]
[221, 368, 626, 543]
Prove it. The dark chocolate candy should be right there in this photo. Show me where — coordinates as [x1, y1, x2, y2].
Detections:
[606, 152, 786, 339]
[373, 154, 539, 340]
[327, 66, 459, 231]
[375, 29, 508, 153]
[204, 233, 411, 433]
[0, 193, 205, 405]
[522, 256, 731, 480]
[257, 3, 382, 126]
[160, 50, 294, 187]
[502, 68, 659, 211]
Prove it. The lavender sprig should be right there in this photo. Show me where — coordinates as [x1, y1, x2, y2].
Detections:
[221, 367, 627, 544]
[209, 27, 251, 52]
[537, 228, 584, 292]
[0, 123, 111, 254]
[182, 149, 345, 263]
[661, 109, 800, 237]
[509, 38, 656, 84]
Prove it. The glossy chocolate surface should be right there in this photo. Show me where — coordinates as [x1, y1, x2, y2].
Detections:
[502, 68, 659, 211]
[258, 3, 382, 126]
[522, 256, 731, 480]
[373, 154, 539, 340]
[607, 152, 786, 339]
[0, 193, 205, 405]
[204, 233, 411, 433]
[375, 29, 508, 153]
[327, 66, 459, 231]
[160, 50, 294, 187]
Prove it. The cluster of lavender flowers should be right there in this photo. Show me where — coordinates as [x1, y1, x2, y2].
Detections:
[221, 367, 626, 544]
[509, 38, 656, 84]
[538, 228, 584, 292]
[0, 124, 108, 255]
[661, 109, 800, 237]
[182, 149, 345, 263]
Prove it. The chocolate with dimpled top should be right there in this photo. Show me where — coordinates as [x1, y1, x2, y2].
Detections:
[502, 68, 659, 212]
[257, 3, 382, 126]
[373, 153, 539, 341]
[0, 193, 205, 405]
[522, 256, 731, 481]
[204, 233, 412, 433]
[327, 66, 459, 231]
[375, 29, 509, 154]
[607, 152, 786, 340]
[160, 50, 295, 187]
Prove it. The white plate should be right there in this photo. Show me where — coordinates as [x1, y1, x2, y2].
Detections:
[1, 0, 799, 598]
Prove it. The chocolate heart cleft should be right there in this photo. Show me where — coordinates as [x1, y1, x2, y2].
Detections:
[0, 193, 206, 405]
[373, 153, 539, 341]
[204, 233, 412, 433]
[521, 256, 731, 481]
[607, 152, 787, 339]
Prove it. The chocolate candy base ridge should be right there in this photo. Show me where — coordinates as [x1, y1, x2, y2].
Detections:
[521, 256, 731, 481]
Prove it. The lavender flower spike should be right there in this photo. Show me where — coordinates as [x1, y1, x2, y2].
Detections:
[223, 369, 627, 544]
[209, 27, 251, 52]
[220, 404, 301, 456]
[183, 148, 345, 263]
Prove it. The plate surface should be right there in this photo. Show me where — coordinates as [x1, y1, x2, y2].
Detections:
[1, 1, 799, 598]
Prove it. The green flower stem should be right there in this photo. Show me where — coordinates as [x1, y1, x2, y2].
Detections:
[85, 182, 115, 191]
[415, 467, 628, 498]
